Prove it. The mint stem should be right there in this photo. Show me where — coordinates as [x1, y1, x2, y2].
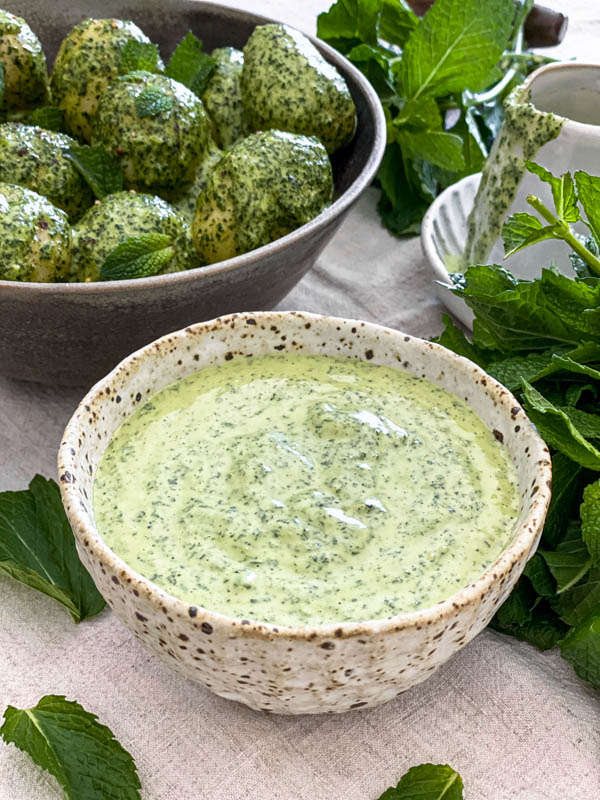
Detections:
[526, 194, 600, 277]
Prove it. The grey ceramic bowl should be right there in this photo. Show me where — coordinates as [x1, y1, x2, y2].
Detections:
[59, 311, 552, 715]
[0, 0, 385, 386]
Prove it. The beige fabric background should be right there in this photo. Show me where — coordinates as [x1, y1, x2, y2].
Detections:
[1, 2, 599, 798]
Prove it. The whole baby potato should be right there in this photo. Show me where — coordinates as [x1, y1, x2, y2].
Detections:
[50, 18, 163, 142]
[92, 72, 212, 201]
[0, 183, 71, 282]
[71, 191, 200, 282]
[202, 47, 249, 150]
[0, 123, 94, 221]
[192, 129, 333, 264]
[0, 10, 49, 112]
[174, 141, 223, 224]
[241, 24, 356, 154]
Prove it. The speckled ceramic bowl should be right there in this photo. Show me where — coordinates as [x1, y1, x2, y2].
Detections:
[58, 312, 551, 714]
[0, 0, 385, 386]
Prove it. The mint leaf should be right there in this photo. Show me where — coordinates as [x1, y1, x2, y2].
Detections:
[454, 266, 600, 352]
[522, 381, 600, 470]
[30, 106, 66, 132]
[581, 480, 600, 567]
[565, 382, 598, 407]
[540, 540, 592, 594]
[488, 344, 600, 398]
[397, 130, 464, 171]
[574, 170, 600, 245]
[502, 212, 557, 259]
[491, 604, 567, 651]
[542, 453, 584, 548]
[119, 40, 161, 75]
[0, 695, 141, 800]
[399, 0, 513, 100]
[523, 553, 555, 597]
[487, 347, 569, 392]
[0, 476, 105, 622]
[433, 314, 491, 368]
[378, 763, 463, 800]
[379, 0, 418, 47]
[397, 96, 442, 131]
[165, 32, 216, 97]
[376, 142, 429, 234]
[346, 43, 395, 98]
[494, 578, 538, 628]
[100, 234, 175, 281]
[135, 86, 173, 118]
[317, 0, 382, 53]
[66, 144, 123, 200]
[525, 162, 579, 223]
[552, 567, 600, 626]
[561, 407, 600, 440]
[491, 570, 567, 649]
[559, 614, 600, 689]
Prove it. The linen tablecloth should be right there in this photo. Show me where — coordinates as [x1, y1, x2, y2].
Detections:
[1, 2, 598, 797]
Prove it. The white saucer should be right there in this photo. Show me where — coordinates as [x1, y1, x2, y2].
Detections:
[420, 173, 481, 329]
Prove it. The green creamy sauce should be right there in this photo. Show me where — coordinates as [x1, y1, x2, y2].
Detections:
[94, 355, 520, 626]
[464, 86, 564, 264]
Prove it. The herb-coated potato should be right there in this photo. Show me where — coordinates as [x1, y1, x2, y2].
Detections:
[0, 10, 49, 113]
[192, 130, 333, 264]
[241, 24, 356, 155]
[0, 122, 94, 221]
[0, 183, 71, 282]
[71, 191, 200, 282]
[50, 18, 163, 142]
[202, 47, 250, 150]
[92, 72, 212, 201]
[174, 142, 223, 224]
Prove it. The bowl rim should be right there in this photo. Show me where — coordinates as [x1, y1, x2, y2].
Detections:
[59, 310, 552, 641]
[0, 6, 386, 293]
[420, 171, 481, 290]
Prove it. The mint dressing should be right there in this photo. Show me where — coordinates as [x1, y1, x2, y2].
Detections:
[93, 355, 520, 626]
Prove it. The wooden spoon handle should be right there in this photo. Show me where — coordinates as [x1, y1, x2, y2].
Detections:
[404, 1, 568, 48]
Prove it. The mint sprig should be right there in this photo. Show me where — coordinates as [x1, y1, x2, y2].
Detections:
[165, 31, 216, 97]
[318, 0, 528, 234]
[378, 763, 464, 799]
[119, 39, 161, 75]
[65, 144, 123, 200]
[435, 164, 600, 689]
[0, 475, 105, 623]
[135, 86, 173, 118]
[502, 162, 600, 276]
[100, 234, 175, 281]
[0, 696, 141, 800]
